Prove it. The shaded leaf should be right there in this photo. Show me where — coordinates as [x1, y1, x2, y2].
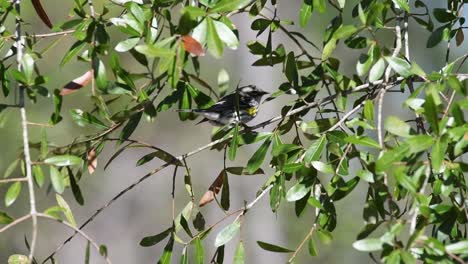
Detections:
[352, 238, 383, 252]
[233, 241, 245, 264]
[5, 182, 21, 207]
[56, 194, 77, 227]
[140, 227, 172, 247]
[44, 155, 82, 167]
[214, 219, 241, 247]
[49, 166, 65, 194]
[257, 241, 294, 253]
[31, 0, 52, 28]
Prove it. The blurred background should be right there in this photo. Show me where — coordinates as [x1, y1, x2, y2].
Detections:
[0, 0, 466, 263]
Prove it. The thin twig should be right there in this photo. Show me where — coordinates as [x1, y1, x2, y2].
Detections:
[409, 166, 430, 234]
[36, 213, 112, 264]
[288, 225, 316, 263]
[0, 214, 32, 233]
[377, 9, 403, 189]
[326, 103, 363, 133]
[185, 184, 273, 245]
[14, 0, 38, 262]
[42, 76, 432, 261]
[0, 177, 28, 183]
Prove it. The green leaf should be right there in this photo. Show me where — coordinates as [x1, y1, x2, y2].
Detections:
[214, 20, 239, 49]
[363, 100, 374, 122]
[271, 143, 301, 157]
[286, 183, 311, 202]
[392, 0, 410, 12]
[7, 254, 28, 264]
[406, 135, 434, 154]
[431, 137, 447, 173]
[115, 37, 140, 52]
[5, 182, 21, 207]
[317, 229, 333, 244]
[322, 39, 336, 60]
[40, 128, 48, 159]
[56, 194, 77, 227]
[61, 41, 86, 66]
[85, 241, 90, 264]
[369, 58, 385, 82]
[308, 238, 318, 256]
[427, 26, 448, 48]
[210, 0, 252, 13]
[21, 53, 35, 84]
[313, 0, 326, 13]
[158, 237, 173, 264]
[433, 8, 457, 23]
[233, 241, 245, 264]
[352, 238, 383, 252]
[93, 58, 108, 90]
[299, 2, 312, 27]
[194, 237, 204, 264]
[180, 247, 188, 264]
[445, 240, 468, 254]
[44, 155, 82, 166]
[228, 124, 239, 161]
[334, 25, 358, 39]
[214, 219, 241, 247]
[375, 144, 410, 172]
[136, 150, 182, 166]
[345, 136, 380, 149]
[32, 165, 45, 187]
[4, 159, 19, 178]
[304, 135, 326, 163]
[257, 241, 294, 253]
[285, 52, 298, 86]
[140, 227, 172, 247]
[337, 0, 346, 8]
[424, 92, 439, 134]
[119, 112, 142, 143]
[246, 137, 271, 174]
[384, 116, 411, 137]
[206, 17, 224, 58]
[385, 57, 411, 77]
[70, 109, 108, 129]
[311, 161, 334, 174]
[357, 169, 374, 183]
[49, 166, 65, 194]
[135, 44, 175, 57]
[0, 211, 13, 224]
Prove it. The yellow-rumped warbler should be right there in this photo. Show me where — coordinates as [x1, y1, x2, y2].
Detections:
[177, 85, 268, 126]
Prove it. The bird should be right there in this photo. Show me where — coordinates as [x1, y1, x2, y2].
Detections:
[176, 85, 268, 126]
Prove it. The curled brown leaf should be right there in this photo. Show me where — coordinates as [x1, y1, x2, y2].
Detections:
[87, 149, 97, 174]
[60, 70, 93, 96]
[199, 170, 225, 207]
[182, 35, 205, 57]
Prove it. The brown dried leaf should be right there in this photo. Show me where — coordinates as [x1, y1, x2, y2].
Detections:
[87, 149, 97, 174]
[60, 70, 93, 96]
[31, 0, 53, 28]
[199, 170, 225, 207]
[456, 29, 464, 47]
[182, 35, 205, 57]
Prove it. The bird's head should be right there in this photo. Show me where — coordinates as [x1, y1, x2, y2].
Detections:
[238, 85, 269, 101]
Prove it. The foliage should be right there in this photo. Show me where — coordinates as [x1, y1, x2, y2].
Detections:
[0, 0, 467, 263]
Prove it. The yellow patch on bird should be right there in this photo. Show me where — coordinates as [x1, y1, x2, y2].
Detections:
[246, 107, 258, 116]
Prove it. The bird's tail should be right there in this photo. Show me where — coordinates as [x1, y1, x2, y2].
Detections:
[175, 109, 201, 113]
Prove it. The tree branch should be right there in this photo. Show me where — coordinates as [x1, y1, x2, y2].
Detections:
[14, 0, 38, 262]
[36, 213, 111, 264]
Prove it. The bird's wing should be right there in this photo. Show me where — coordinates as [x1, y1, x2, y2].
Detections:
[205, 93, 251, 113]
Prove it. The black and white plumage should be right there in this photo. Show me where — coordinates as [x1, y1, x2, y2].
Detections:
[177, 85, 268, 126]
